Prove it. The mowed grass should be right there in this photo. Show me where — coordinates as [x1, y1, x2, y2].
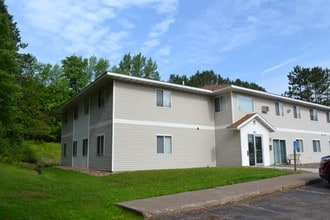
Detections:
[0, 163, 291, 219]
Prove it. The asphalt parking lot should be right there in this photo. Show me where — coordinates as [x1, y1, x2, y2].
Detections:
[155, 180, 330, 220]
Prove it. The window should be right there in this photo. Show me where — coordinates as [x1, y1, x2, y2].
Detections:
[293, 106, 301, 119]
[237, 95, 253, 112]
[63, 143, 67, 158]
[313, 140, 321, 152]
[215, 96, 226, 112]
[326, 112, 330, 123]
[296, 139, 304, 152]
[275, 102, 284, 116]
[74, 106, 79, 120]
[97, 135, 105, 155]
[98, 90, 105, 107]
[73, 141, 77, 156]
[156, 89, 171, 108]
[84, 99, 89, 115]
[157, 135, 172, 154]
[82, 139, 88, 156]
[310, 109, 318, 121]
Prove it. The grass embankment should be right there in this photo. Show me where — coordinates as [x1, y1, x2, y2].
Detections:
[26, 140, 61, 165]
[0, 163, 291, 219]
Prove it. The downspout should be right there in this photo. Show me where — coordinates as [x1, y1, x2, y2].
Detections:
[111, 80, 116, 172]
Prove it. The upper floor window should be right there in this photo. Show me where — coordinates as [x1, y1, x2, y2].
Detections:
[215, 96, 226, 112]
[296, 139, 304, 152]
[98, 90, 105, 107]
[97, 135, 105, 156]
[156, 89, 171, 108]
[74, 106, 79, 120]
[157, 135, 172, 154]
[326, 112, 330, 123]
[237, 95, 253, 112]
[293, 106, 301, 119]
[310, 109, 318, 121]
[275, 102, 284, 116]
[84, 99, 89, 115]
[312, 140, 321, 152]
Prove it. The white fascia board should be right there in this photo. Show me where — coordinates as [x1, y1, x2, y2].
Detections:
[213, 85, 330, 111]
[105, 72, 212, 95]
[236, 113, 276, 132]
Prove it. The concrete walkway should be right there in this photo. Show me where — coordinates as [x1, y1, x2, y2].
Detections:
[118, 172, 321, 219]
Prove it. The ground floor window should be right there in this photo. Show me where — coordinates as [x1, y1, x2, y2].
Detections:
[97, 135, 105, 155]
[273, 139, 286, 164]
[157, 135, 172, 154]
[82, 139, 88, 156]
[312, 140, 321, 152]
[296, 139, 304, 152]
[73, 141, 77, 156]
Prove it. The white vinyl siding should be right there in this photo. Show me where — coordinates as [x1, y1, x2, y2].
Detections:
[98, 89, 105, 107]
[215, 96, 226, 112]
[293, 105, 301, 118]
[237, 95, 253, 112]
[156, 89, 171, 108]
[63, 143, 68, 158]
[275, 102, 284, 116]
[312, 140, 321, 152]
[310, 109, 318, 121]
[157, 135, 172, 154]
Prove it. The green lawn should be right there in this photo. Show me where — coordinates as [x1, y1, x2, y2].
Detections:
[0, 163, 291, 219]
[26, 141, 60, 165]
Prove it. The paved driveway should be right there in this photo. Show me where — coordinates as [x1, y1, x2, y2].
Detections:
[155, 180, 330, 220]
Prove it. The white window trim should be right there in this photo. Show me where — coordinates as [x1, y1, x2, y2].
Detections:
[293, 105, 301, 119]
[275, 102, 284, 116]
[82, 138, 88, 156]
[312, 139, 321, 152]
[156, 89, 172, 108]
[295, 139, 304, 153]
[237, 95, 254, 112]
[156, 134, 173, 154]
[215, 95, 226, 112]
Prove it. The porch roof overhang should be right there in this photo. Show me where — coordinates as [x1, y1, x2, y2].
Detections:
[227, 113, 276, 132]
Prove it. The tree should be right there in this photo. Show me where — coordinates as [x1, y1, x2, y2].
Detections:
[86, 55, 110, 81]
[112, 53, 160, 80]
[0, 0, 35, 162]
[285, 66, 329, 105]
[61, 55, 89, 96]
[168, 70, 265, 91]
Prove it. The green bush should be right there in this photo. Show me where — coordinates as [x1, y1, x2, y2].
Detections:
[0, 138, 37, 163]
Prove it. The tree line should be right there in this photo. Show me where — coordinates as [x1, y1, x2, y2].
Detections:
[0, 0, 329, 162]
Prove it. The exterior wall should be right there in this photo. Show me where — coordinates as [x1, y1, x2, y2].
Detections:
[215, 129, 241, 166]
[230, 92, 330, 164]
[60, 81, 113, 171]
[88, 84, 113, 171]
[72, 102, 89, 168]
[61, 110, 73, 166]
[113, 80, 216, 171]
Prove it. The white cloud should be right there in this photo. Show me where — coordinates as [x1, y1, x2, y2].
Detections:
[262, 58, 298, 74]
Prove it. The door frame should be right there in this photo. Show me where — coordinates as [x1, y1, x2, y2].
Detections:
[248, 134, 264, 166]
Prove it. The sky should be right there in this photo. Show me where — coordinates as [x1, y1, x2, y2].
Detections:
[6, 0, 330, 94]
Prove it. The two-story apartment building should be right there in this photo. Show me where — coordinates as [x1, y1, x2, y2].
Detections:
[60, 72, 330, 171]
